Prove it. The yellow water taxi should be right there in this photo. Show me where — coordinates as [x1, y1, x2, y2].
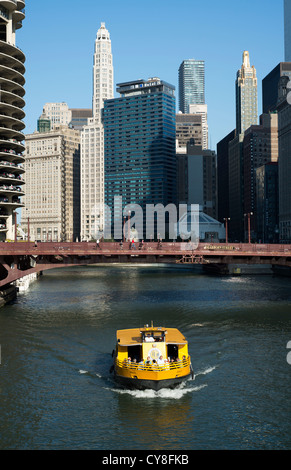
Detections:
[112, 323, 194, 390]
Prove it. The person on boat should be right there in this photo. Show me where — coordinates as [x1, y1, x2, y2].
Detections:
[164, 358, 170, 369]
[145, 356, 152, 365]
[137, 362, 143, 370]
[123, 357, 131, 366]
[131, 239, 136, 249]
[175, 357, 183, 368]
[157, 355, 164, 365]
[144, 334, 154, 342]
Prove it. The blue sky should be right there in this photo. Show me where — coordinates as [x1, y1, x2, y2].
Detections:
[18, 0, 284, 148]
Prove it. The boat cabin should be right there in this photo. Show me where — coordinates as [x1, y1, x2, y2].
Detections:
[116, 326, 189, 364]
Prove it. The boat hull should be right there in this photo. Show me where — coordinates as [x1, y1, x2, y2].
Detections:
[114, 371, 192, 391]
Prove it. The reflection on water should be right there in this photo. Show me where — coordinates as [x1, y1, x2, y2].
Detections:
[0, 265, 291, 450]
[115, 388, 194, 450]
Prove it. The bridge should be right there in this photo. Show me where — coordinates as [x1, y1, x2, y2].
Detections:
[0, 241, 291, 288]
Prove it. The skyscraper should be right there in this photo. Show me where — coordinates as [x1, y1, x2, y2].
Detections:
[216, 129, 236, 223]
[178, 59, 205, 113]
[80, 23, 114, 240]
[227, 51, 258, 241]
[228, 133, 244, 241]
[104, 78, 176, 239]
[262, 62, 291, 114]
[91, 23, 114, 121]
[256, 163, 279, 244]
[243, 113, 279, 240]
[38, 103, 93, 131]
[188, 104, 208, 149]
[0, 1, 26, 241]
[285, 0, 291, 61]
[176, 113, 203, 150]
[177, 142, 217, 219]
[236, 51, 258, 134]
[22, 125, 81, 242]
[43, 102, 72, 128]
[69, 109, 93, 131]
[277, 75, 291, 243]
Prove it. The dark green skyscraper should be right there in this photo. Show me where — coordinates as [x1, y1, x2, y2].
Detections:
[104, 78, 177, 239]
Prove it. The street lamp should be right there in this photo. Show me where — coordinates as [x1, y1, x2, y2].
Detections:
[14, 210, 17, 243]
[244, 212, 253, 244]
[26, 208, 30, 242]
[223, 217, 230, 244]
[127, 211, 131, 242]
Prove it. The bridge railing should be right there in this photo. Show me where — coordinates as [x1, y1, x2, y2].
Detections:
[0, 241, 290, 254]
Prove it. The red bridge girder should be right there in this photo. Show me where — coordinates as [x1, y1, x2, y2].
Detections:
[0, 241, 291, 287]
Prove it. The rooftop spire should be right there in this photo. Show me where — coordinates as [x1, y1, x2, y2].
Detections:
[242, 51, 250, 68]
[97, 22, 110, 41]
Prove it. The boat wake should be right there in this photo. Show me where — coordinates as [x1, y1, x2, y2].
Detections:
[106, 365, 217, 399]
[194, 365, 217, 378]
[78, 369, 104, 379]
[106, 382, 207, 399]
[78, 364, 216, 398]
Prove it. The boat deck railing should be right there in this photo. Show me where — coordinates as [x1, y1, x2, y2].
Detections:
[115, 356, 190, 372]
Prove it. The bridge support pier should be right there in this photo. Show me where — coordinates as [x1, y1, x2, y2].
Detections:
[0, 284, 17, 308]
[203, 264, 230, 275]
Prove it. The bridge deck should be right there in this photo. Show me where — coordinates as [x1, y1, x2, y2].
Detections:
[0, 241, 290, 257]
[0, 241, 290, 288]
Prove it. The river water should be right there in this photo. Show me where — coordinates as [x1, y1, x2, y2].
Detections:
[0, 265, 291, 450]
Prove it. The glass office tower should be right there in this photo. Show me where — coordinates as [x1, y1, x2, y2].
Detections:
[104, 78, 176, 240]
[178, 59, 205, 113]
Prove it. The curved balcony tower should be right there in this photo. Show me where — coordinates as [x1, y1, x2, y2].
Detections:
[0, 0, 25, 241]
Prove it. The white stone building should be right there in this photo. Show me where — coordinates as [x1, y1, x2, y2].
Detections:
[22, 125, 80, 242]
[80, 22, 114, 240]
[43, 102, 72, 128]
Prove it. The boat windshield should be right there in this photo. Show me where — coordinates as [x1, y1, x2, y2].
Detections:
[142, 331, 164, 343]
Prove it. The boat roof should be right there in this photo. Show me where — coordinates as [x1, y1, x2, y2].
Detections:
[116, 327, 188, 346]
